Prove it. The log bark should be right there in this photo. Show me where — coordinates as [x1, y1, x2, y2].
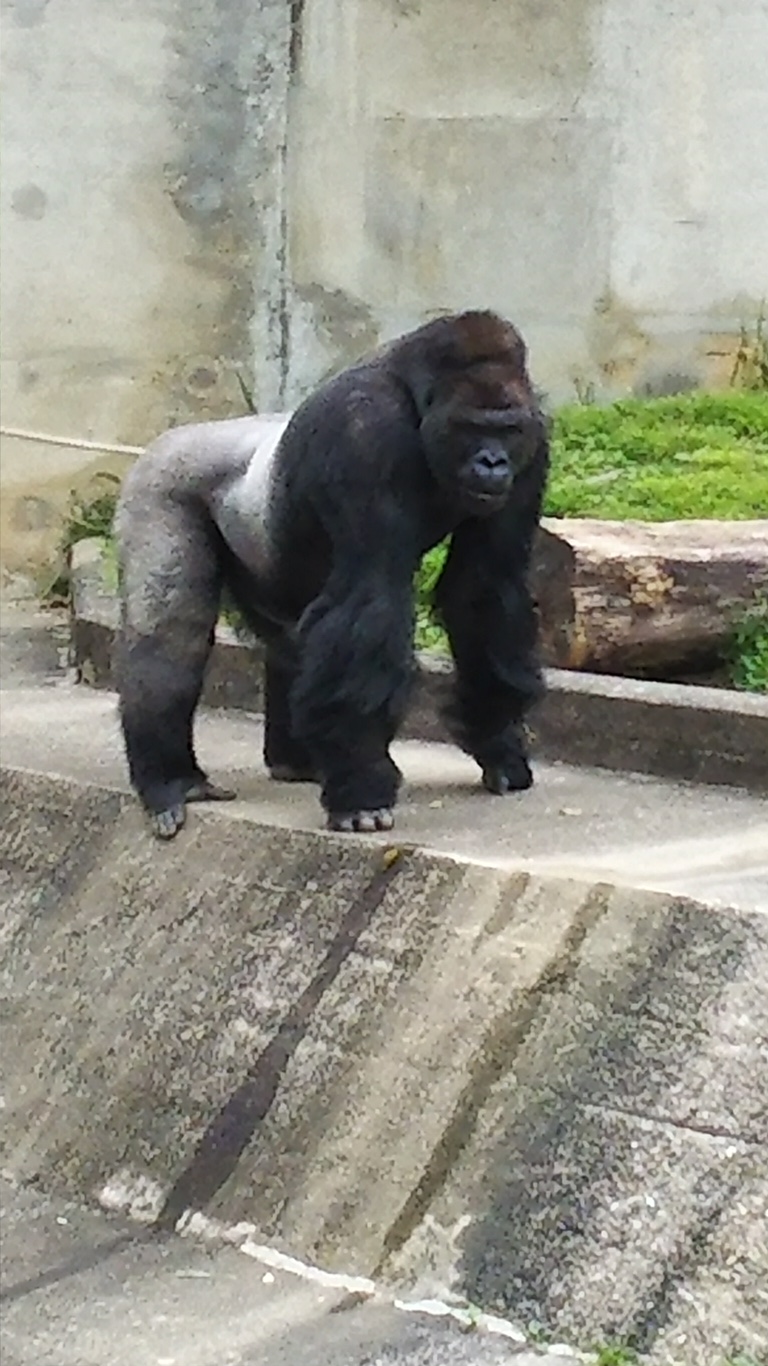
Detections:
[530, 518, 768, 675]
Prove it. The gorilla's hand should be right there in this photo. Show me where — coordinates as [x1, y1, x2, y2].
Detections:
[481, 752, 533, 794]
[477, 726, 534, 794]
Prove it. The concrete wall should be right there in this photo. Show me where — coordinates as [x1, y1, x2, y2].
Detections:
[285, 0, 768, 403]
[0, 0, 292, 582]
[2, 0, 767, 578]
[2, 766, 767, 1363]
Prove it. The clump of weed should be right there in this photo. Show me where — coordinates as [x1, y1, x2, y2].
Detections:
[41, 473, 121, 605]
[728, 597, 768, 693]
[60, 473, 121, 554]
[591, 1347, 639, 1366]
[730, 304, 768, 392]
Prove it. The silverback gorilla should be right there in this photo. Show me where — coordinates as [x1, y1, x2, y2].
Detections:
[114, 311, 549, 839]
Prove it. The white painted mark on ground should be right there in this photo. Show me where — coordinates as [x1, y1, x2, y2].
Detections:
[97, 1167, 587, 1358]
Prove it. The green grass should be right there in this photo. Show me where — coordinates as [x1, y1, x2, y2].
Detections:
[546, 391, 768, 521]
[414, 542, 449, 651]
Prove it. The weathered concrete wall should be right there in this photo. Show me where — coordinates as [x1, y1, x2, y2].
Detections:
[0, 0, 292, 579]
[1, 766, 767, 1363]
[285, 0, 768, 404]
[3, 0, 767, 577]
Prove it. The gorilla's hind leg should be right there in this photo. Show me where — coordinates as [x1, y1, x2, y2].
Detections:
[115, 483, 239, 838]
[117, 629, 234, 840]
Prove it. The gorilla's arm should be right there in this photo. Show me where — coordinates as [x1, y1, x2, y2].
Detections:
[434, 447, 548, 792]
[288, 448, 424, 829]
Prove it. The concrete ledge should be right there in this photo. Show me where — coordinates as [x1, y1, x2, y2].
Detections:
[1, 765, 767, 1364]
[71, 538, 768, 793]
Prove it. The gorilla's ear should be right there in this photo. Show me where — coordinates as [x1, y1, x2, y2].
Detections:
[532, 387, 554, 435]
[389, 348, 439, 420]
[408, 371, 437, 419]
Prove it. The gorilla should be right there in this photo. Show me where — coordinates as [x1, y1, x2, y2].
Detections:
[113, 311, 550, 839]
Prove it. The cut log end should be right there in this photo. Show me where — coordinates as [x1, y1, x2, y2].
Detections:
[531, 518, 768, 676]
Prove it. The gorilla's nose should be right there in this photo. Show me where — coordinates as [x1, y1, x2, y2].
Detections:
[473, 448, 510, 485]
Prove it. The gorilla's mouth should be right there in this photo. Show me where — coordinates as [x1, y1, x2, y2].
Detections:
[462, 485, 511, 512]
[466, 473, 515, 498]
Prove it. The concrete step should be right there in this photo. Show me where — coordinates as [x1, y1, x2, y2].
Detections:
[1, 758, 767, 1363]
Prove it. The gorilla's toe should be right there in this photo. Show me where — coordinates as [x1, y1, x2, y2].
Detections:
[150, 804, 186, 840]
[186, 777, 237, 802]
[328, 808, 395, 834]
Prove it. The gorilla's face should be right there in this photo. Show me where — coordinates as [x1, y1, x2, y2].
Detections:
[420, 381, 544, 514]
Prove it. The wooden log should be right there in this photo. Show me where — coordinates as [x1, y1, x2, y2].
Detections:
[530, 518, 768, 675]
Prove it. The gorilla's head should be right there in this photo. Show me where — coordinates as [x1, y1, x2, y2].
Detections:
[419, 374, 544, 513]
[415, 360, 541, 513]
[390, 310, 547, 514]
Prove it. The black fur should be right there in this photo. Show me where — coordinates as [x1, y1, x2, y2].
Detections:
[113, 311, 549, 838]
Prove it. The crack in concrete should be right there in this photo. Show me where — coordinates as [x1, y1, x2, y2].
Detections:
[0, 1227, 149, 1303]
[581, 1100, 766, 1147]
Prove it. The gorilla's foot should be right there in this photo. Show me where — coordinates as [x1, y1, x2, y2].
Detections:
[327, 807, 395, 834]
[142, 775, 234, 841]
[185, 776, 237, 802]
[481, 754, 533, 794]
[268, 763, 319, 784]
[149, 803, 187, 840]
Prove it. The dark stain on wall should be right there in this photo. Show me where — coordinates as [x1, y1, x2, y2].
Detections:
[288, 0, 306, 80]
[163, 0, 255, 420]
[8, 0, 50, 28]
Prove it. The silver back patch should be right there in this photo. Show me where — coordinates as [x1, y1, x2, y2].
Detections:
[215, 416, 290, 579]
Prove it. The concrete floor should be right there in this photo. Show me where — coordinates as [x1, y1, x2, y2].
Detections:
[0, 1179, 575, 1366]
[1, 608, 766, 914]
